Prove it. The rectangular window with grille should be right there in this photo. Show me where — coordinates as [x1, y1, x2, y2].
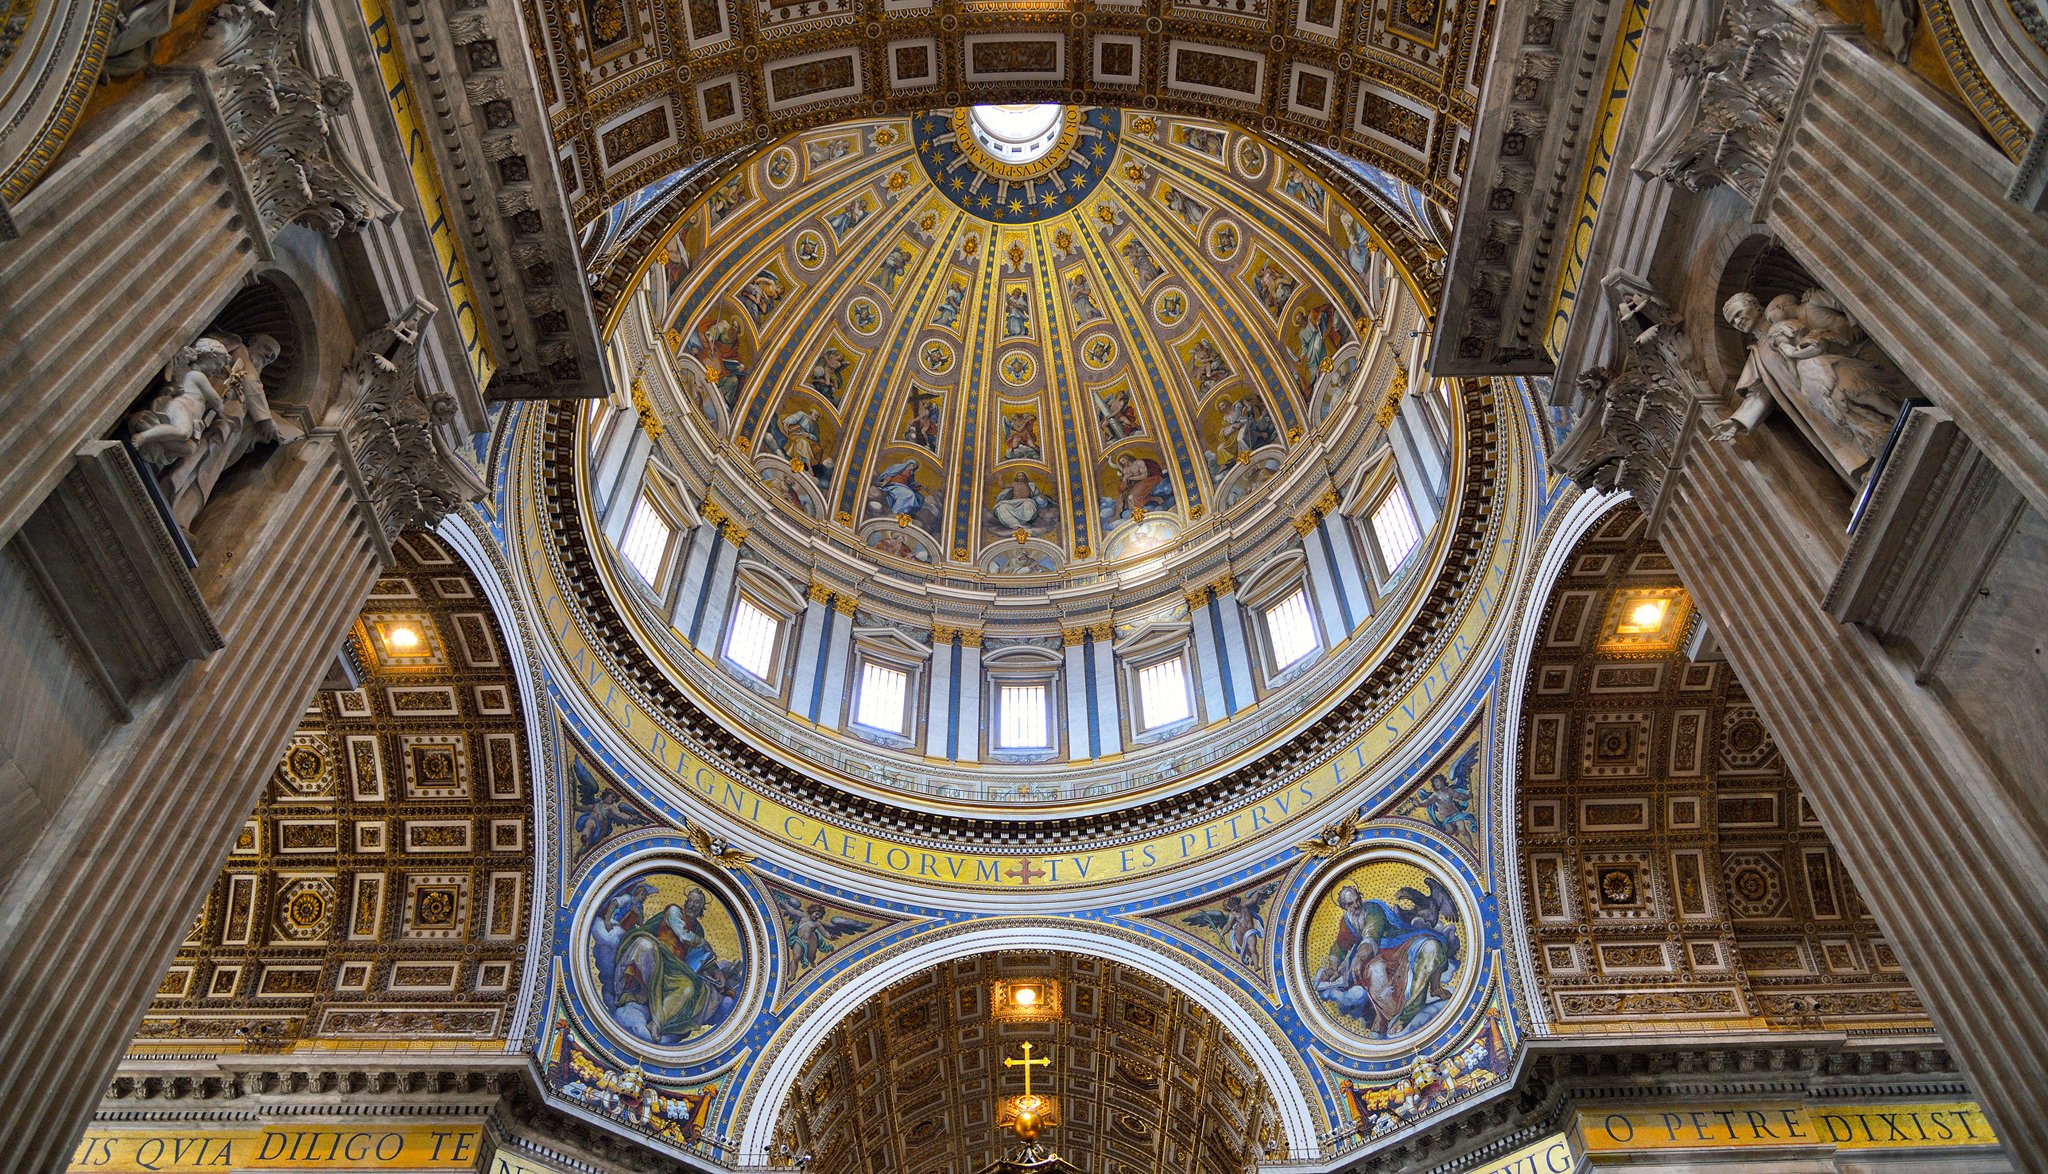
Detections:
[619, 494, 675, 586]
[854, 662, 909, 734]
[1265, 588, 1320, 670]
[723, 596, 780, 680]
[1137, 657, 1194, 731]
[997, 684, 1050, 749]
[1371, 482, 1422, 570]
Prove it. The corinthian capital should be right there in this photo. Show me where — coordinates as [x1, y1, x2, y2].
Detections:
[341, 299, 487, 539]
[209, 0, 400, 239]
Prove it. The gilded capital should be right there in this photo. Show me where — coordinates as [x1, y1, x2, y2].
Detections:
[958, 628, 984, 648]
[831, 593, 858, 616]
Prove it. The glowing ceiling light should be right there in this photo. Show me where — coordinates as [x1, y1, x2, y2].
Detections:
[387, 625, 422, 649]
[1628, 601, 1667, 630]
[1013, 984, 1039, 1007]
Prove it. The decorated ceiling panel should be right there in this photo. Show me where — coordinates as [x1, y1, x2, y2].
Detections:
[134, 531, 536, 1051]
[648, 108, 1401, 577]
[522, 0, 1494, 234]
[1514, 504, 1929, 1034]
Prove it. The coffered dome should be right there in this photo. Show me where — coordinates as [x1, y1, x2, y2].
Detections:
[632, 107, 1402, 580]
[557, 107, 1488, 819]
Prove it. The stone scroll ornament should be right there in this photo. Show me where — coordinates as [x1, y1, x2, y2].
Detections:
[342, 300, 489, 537]
[209, 0, 400, 238]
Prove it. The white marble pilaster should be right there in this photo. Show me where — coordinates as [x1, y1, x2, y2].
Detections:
[1188, 599, 1230, 721]
[789, 596, 831, 719]
[1063, 640, 1093, 758]
[589, 410, 637, 516]
[693, 537, 740, 656]
[1319, 516, 1374, 633]
[1300, 527, 1352, 648]
[1399, 395, 1450, 507]
[1387, 422, 1442, 533]
[924, 635, 956, 757]
[1212, 592, 1257, 709]
[1089, 636, 1122, 756]
[814, 604, 855, 730]
[599, 430, 652, 544]
[668, 522, 719, 639]
[955, 641, 982, 762]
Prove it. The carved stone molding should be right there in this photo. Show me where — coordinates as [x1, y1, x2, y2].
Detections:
[1550, 280, 1710, 529]
[1434, 0, 1642, 374]
[377, 0, 604, 399]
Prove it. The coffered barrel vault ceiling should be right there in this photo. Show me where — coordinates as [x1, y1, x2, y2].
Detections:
[135, 532, 536, 1051]
[776, 953, 1284, 1174]
[1516, 505, 1929, 1035]
[524, 0, 1495, 232]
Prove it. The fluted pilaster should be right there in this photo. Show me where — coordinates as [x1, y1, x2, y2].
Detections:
[0, 74, 263, 546]
[1764, 38, 2048, 516]
[0, 436, 383, 1167]
[1660, 439, 2048, 1169]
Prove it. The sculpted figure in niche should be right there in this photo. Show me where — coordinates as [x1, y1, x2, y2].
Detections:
[127, 331, 303, 527]
[1711, 287, 1908, 485]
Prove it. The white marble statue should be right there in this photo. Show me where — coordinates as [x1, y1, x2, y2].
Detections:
[1710, 287, 1908, 485]
[127, 330, 303, 527]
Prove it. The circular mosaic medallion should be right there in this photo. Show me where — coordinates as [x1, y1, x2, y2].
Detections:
[1292, 846, 1478, 1055]
[1154, 288, 1187, 326]
[1235, 137, 1268, 178]
[1210, 221, 1241, 261]
[765, 148, 797, 189]
[1080, 334, 1118, 370]
[920, 340, 955, 374]
[999, 350, 1037, 386]
[576, 858, 761, 1060]
[848, 296, 882, 335]
[795, 230, 827, 271]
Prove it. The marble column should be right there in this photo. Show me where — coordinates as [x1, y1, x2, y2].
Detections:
[1659, 438, 2048, 1169]
[0, 432, 386, 1166]
[0, 72, 264, 547]
[1762, 36, 2048, 518]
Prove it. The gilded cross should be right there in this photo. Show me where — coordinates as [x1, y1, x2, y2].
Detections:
[1004, 1042, 1052, 1097]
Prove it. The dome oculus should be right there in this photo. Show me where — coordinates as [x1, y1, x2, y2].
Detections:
[967, 104, 1066, 164]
